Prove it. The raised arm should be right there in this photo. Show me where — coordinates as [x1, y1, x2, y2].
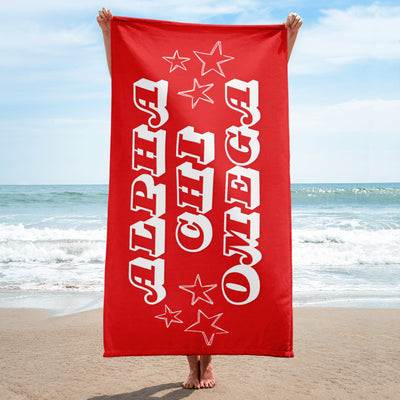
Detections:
[285, 12, 303, 62]
[97, 8, 113, 76]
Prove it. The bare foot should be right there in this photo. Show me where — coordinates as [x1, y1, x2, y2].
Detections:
[200, 355, 215, 388]
[182, 357, 200, 389]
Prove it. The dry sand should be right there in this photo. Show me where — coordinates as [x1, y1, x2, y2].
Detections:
[0, 307, 399, 400]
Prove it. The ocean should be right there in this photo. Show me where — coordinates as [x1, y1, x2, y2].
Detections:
[0, 183, 399, 314]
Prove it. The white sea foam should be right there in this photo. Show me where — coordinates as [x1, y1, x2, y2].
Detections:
[0, 223, 106, 292]
[0, 259, 105, 292]
[0, 223, 106, 241]
[292, 227, 400, 266]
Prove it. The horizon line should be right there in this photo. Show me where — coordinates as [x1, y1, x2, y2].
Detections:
[1, 181, 400, 186]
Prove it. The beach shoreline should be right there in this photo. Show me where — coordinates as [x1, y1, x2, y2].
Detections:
[0, 290, 105, 316]
[1, 306, 398, 400]
[1, 289, 399, 318]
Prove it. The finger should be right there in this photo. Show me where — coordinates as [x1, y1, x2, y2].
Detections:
[286, 15, 293, 28]
[285, 13, 293, 27]
[294, 17, 303, 29]
[101, 8, 108, 18]
[107, 9, 113, 19]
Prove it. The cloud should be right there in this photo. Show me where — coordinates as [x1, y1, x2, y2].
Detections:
[1, 0, 258, 19]
[0, 19, 98, 68]
[291, 99, 400, 135]
[289, 98, 400, 183]
[291, 4, 400, 74]
[4, 2, 399, 72]
[0, 0, 259, 68]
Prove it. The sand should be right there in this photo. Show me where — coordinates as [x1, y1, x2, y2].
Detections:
[0, 307, 399, 400]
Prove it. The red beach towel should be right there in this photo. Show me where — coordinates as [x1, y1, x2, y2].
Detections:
[103, 16, 293, 357]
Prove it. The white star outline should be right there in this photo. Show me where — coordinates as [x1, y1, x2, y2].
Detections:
[155, 305, 184, 328]
[179, 274, 217, 306]
[177, 78, 214, 109]
[162, 50, 191, 73]
[193, 41, 234, 78]
[185, 310, 229, 346]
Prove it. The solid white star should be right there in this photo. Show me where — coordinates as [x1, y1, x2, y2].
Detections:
[179, 274, 217, 305]
[162, 50, 191, 72]
[178, 78, 214, 109]
[185, 310, 229, 346]
[155, 305, 183, 328]
[194, 41, 234, 77]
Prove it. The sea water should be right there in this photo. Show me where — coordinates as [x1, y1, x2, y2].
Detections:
[291, 183, 400, 308]
[0, 183, 399, 314]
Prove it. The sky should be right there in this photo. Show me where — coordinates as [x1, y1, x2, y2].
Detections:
[0, 0, 399, 184]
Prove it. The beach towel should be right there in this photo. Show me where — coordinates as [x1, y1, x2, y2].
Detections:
[103, 16, 293, 357]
